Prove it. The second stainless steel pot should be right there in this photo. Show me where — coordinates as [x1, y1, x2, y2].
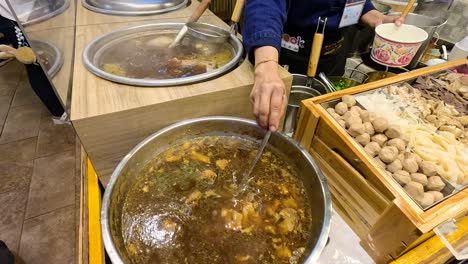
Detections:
[292, 74, 328, 94]
[83, 23, 244, 87]
[284, 89, 321, 134]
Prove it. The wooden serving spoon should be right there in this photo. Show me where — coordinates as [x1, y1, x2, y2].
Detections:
[401, 0, 417, 19]
[306, 17, 327, 87]
[229, 0, 246, 35]
[169, 0, 211, 48]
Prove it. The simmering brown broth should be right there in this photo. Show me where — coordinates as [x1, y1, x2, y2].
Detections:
[99, 34, 233, 79]
[122, 136, 313, 264]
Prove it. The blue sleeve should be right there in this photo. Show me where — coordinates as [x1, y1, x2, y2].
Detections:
[362, 0, 375, 14]
[242, 0, 287, 64]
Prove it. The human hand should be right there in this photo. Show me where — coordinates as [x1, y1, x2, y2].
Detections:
[383, 15, 404, 26]
[360, 10, 404, 28]
[0, 44, 16, 59]
[251, 60, 286, 132]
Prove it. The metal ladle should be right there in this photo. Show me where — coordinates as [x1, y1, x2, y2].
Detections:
[169, 0, 212, 48]
[318, 72, 337, 93]
[184, 0, 245, 45]
[238, 130, 272, 193]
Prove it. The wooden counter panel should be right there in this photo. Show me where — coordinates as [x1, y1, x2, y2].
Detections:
[74, 85, 256, 185]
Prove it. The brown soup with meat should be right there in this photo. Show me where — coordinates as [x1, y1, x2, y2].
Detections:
[99, 34, 233, 79]
[122, 136, 313, 264]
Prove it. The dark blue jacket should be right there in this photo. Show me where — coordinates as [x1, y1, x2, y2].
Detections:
[243, 0, 375, 62]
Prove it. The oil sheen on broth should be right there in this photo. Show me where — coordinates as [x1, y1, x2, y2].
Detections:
[99, 34, 233, 79]
[122, 136, 312, 264]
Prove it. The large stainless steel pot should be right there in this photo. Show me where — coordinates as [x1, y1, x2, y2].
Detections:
[83, 23, 244, 87]
[101, 116, 331, 264]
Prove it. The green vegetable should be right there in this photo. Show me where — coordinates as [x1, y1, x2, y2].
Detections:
[332, 80, 348, 91]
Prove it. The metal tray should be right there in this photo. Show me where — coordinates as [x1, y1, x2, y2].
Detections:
[13, 0, 70, 26]
[30, 40, 64, 78]
[83, 23, 244, 87]
[81, 0, 188, 16]
[320, 86, 464, 211]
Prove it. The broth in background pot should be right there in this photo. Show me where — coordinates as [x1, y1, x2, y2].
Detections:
[99, 34, 233, 80]
[122, 136, 314, 264]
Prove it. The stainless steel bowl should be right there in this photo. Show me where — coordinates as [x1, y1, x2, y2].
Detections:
[14, 0, 70, 26]
[291, 74, 328, 94]
[30, 40, 64, 78]
[81, 0, 188, 16]
[101, 116, 331, 264]
[284, 89, 321, 134]
[83, 23, 244, 87]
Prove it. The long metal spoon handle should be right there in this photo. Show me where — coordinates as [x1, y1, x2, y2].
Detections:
[169, 0, 211, 48]
[245, 130, 272, 178]
[319, 72, 336, 93]
[188, 0, 212, 23]
[238, 130, 272, 193]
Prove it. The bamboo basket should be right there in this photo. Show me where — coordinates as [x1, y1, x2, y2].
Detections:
[294, 59, 468, 263]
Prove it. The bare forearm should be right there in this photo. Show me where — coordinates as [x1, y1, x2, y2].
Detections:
[250, 46, 285, 131]
[360, 10, 404, 28]
[254, 46, 279, 73]
[254, 46, 279, 61]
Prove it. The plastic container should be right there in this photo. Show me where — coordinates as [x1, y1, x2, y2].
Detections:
[433, 217, 468, 260]
[449, 36, 468, 61]
[371, 23, 428, 67]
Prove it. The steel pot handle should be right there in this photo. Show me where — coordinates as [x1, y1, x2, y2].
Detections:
[433, 32, 440, 44]
[346, 67, 369, 83]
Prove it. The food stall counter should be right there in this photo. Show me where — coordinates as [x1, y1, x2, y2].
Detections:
[70, 14, 292, 185]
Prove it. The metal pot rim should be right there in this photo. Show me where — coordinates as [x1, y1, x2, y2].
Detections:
[101, 116, 332, 264]
[81, 0, 188, 16]
[289, 88, 321, 107]
[30, 40, 64, 78]
[20, 0, 70, 26]
[82, 23, 244, 87]
[388, 12, 447, 28]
